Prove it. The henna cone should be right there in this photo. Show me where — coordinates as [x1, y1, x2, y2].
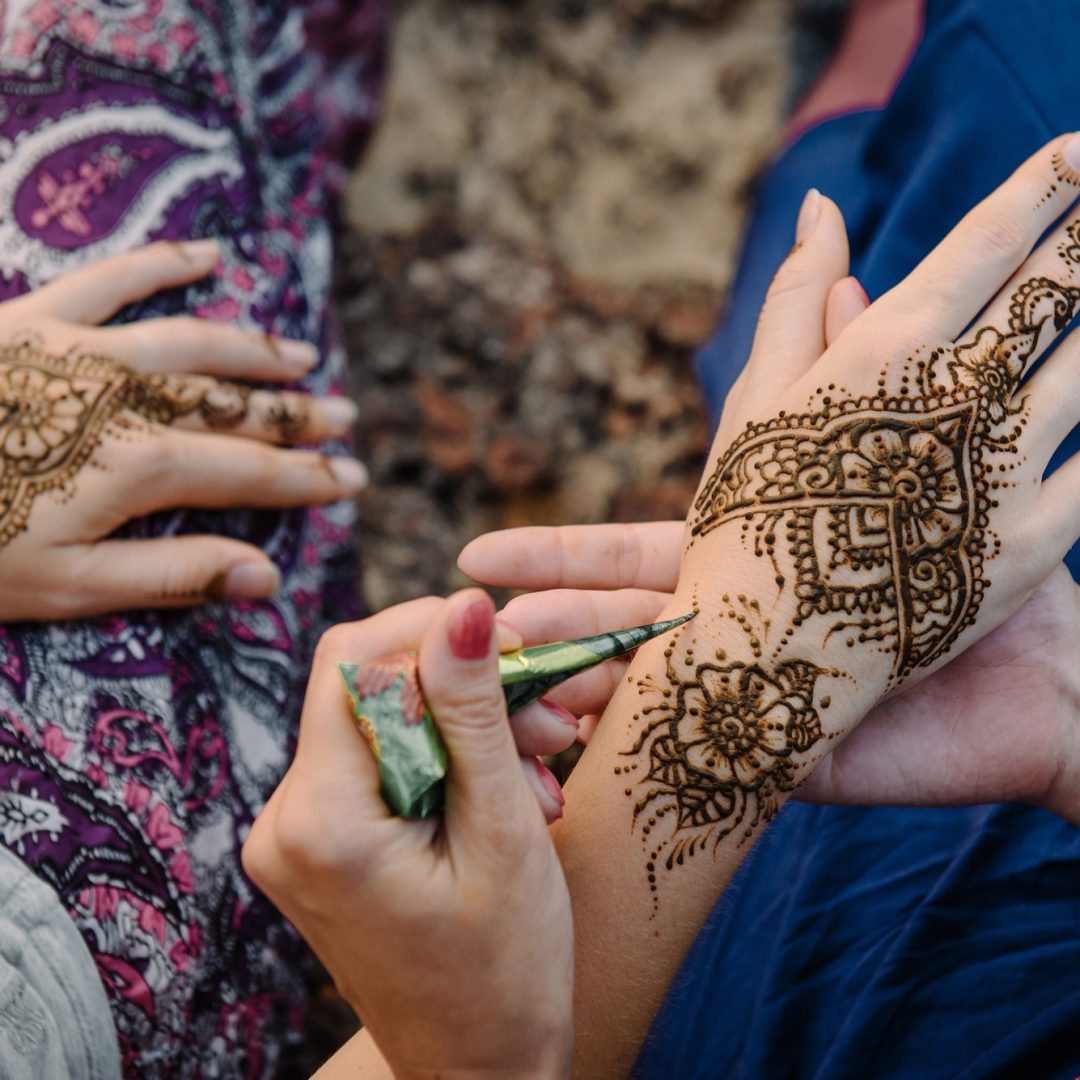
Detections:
[338, 611, 696, 818]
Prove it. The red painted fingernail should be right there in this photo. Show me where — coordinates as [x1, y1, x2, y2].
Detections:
[449, 596, 494, 660]
[539, 697, 579, 729]
[533, 758, 565, 808]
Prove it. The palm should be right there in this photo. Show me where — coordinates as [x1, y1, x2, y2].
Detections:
[801, 563, 1080, 814]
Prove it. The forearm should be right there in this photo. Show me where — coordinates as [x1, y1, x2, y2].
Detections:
[554, 554, 884, 1076]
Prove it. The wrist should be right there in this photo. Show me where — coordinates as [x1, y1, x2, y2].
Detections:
[1041, 669, 1080, 828]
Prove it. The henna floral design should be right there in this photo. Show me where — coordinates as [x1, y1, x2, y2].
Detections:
[0, 339, 269, 551]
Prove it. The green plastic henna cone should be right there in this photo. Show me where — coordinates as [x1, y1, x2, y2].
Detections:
[337, 610, 696, 819]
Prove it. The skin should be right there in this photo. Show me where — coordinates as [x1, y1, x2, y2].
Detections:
[242, 593, 576, 1080]
[0, 240, 370, 618]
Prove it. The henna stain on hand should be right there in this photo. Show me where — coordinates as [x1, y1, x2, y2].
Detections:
[0, 338, 311, 551]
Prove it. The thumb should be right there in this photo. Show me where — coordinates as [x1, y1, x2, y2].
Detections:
[744, 190, 850, 403]
[418, 589, 529, 828]
[75, 536, 281, 615]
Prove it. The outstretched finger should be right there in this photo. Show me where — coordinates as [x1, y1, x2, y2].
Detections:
[29, 240, 221, 324]
[65, 535, 283, 615]
[500, 588, 672, 646]
[92, 318, 318, 381]
[129, 375, 357, 444]
[88, 425, 367, 520]
[459, 522, 684, 592]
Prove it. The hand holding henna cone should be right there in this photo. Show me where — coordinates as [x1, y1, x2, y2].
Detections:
[338, 611, 696, 817]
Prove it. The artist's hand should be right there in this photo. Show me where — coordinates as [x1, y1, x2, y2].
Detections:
[462, 524, 1080, 826]
[243, 592, 574, 1080]
[0, 240, 368, 621]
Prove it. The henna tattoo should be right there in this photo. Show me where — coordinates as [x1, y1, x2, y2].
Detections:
[617, 602, 841, 913]
[689, 242, 1080, 685]
[123, 374, 252, 430]
[622, 215, 1080, 898]
[0, 339, 306, 552]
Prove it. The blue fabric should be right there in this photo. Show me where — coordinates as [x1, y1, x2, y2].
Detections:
[639, 2, 1080, 1078]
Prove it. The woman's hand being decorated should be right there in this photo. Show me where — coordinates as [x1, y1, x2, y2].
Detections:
[0, 240, 368, 620]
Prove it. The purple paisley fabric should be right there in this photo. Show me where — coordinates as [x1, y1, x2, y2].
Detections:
[0, 2, 387, 1075]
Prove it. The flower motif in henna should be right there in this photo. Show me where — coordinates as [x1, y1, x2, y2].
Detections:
[839, 427, 965, 550]
[620, 617, 833, 910]
[0, 366, 91, 461]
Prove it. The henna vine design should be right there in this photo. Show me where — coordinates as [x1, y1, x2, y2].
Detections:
[0, 338, 265, 551]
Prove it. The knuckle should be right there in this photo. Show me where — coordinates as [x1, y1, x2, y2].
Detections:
[271, 799, 356, 878]
[312, 623, 363, 667]
[134, 432, 176, 486]
[967, 214, 1028, 262]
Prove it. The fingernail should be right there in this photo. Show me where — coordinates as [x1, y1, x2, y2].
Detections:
[495, 616, 524, 653]
[448, 595, 495, 660]
[328, 457, 368, 493]
[215, 561, 281, 600]
[532, 758, 565, 809]
[277, 339, 319, 372]
[180, 239, 220, 261]
[539, 697, 579, 730]
[848, 276, 871, 308]
[322, 397, 359, 433]
[1063, 134, 1080, 174]
[796, 188, 821, 242]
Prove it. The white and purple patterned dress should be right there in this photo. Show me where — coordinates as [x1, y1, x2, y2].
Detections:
[0, 2, 387, 1074]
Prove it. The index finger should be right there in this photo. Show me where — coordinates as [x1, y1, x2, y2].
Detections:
[458, 522, 685, 592]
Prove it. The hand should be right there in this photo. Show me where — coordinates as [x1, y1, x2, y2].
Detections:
[461, 524, 1080, 826]
[242, 591, 574, 1079]
[0, 240, 368, 620]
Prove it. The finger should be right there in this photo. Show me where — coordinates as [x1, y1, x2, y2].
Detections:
[29, 240, 221, 323]
[509, 698, 579, 758]
[824, 276, 871, 347]
[500, 588, 672, 645]
[874, 133, 1080, 341]
[417, 590, 534, 831]
[744, 190, 850, 398]
[541, 660, 629, 717]
[459, 522, 684, 591]
[95, 426, 367, 517]
[1024, 332, 1080, 465]
[291, 598, 446, 804]
[131, 375, 357, 445]
[69, 537, 282, 615]
[576, 714, 600, 746]
[92, 319, 318, 380]
[1037, 447, 1080, 564]
[521, 758, 565, 824]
